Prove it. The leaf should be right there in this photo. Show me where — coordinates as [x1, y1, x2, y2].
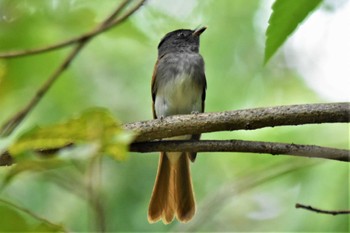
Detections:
[264, 0, 322, 64]
[3, 108, 135, 189]
[0, 199, 67, 232]
[104, 131, 135, 161]
[0, 204, 30, 232]
[9, 108, 135, 161]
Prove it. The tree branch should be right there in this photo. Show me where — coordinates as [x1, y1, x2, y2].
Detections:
[0, 0, 146, 59]
[295, 203, 350, 215]
[130, 139, 350, 162]
[0, 0, 146, 137]
[1, 103, 349, 166]
[125, 102, 350, 142]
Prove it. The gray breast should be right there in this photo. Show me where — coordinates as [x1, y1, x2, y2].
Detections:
[154, 52, 205, 117]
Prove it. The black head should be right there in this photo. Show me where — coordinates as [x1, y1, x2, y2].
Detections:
[157, 27, 206, 56]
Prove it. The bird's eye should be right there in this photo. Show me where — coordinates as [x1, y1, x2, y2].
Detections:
[177, 32, 185, 38]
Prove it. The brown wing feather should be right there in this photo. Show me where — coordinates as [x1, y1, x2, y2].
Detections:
[151, 56, 168, 119]
[151, 59, 159, 119]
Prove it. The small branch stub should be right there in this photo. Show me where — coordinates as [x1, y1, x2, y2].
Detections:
[296, 203, 350, 215]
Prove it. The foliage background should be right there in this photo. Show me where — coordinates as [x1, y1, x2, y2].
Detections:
[0, 0, 348, 232]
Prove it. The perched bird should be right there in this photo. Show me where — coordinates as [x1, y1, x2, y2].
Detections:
[148, 27, 207, 224]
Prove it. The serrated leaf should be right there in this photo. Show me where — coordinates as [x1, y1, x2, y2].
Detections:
[264, 0, 322, 64]
[9, 108, 135, 161]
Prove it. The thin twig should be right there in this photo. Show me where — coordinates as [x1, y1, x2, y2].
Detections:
[0, 35, 85, 59]
[0, 0, 146, 137]
[0, 0, 146, 58]
[0, 42, 86, 137]
[125, 102, 350, 142]
[296, 203, 350, 215]
[100, 0, 131, 27]
[130, 139, 350, 162]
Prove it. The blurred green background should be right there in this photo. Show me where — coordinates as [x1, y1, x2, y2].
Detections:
[0, 0, 348, 232]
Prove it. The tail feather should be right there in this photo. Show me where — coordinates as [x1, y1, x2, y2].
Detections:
[148, 153, 173, 223]
[148, 152, 195, 224]
[175, 153, 195, 222]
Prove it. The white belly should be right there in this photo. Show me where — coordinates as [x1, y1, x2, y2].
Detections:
[154, 73, 202, 118]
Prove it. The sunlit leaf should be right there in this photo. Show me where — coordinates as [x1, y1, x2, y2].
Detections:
[3, 108, 135, 189]
[9, 108, 135, 161]
[264, 0, 322, 64]
[104, 131, 135, 161]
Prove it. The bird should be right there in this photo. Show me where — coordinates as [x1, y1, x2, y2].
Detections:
[148, 27, 207, 224]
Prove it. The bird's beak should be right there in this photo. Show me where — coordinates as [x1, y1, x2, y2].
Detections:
[192, 26, 207, 36]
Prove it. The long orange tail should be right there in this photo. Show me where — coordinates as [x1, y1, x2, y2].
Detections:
[148, 152, 195, 224]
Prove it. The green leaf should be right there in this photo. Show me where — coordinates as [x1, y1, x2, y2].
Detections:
[3, 108, 135, 189]
[104, 131, 135, 161]
[264, 0, 322, 64]
[0, 204, 30, 232]
[9, 108, 135, 161]
[0, 199, 67, 232]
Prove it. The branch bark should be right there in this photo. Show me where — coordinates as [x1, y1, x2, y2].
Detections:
[1, 102, 349, 166]
[130, 140, 349, 162]
[125, 102, 350, 142]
